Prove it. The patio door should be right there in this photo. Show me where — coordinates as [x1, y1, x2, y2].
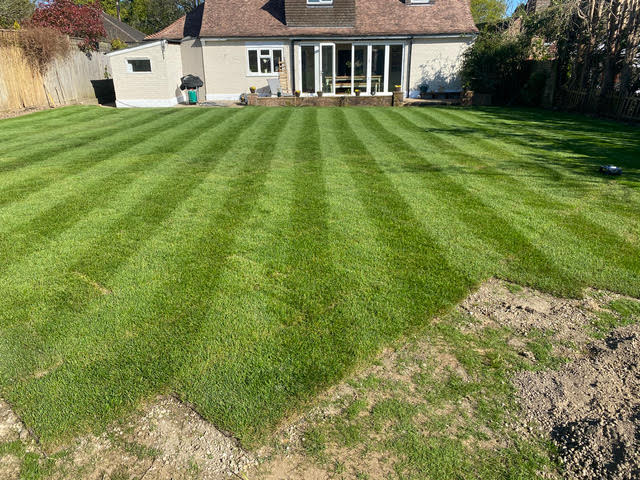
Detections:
[301, 44, 335, 94]
[320, 44, 335, 94]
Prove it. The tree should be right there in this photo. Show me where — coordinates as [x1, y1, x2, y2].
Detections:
[137, 0, 182, 33]
[524, 0, 640, 97]
[471, 0, 508, 25]
[0, 0, 34, 28]
[460, 30, 531, 102]
[30, 0, 106, 50]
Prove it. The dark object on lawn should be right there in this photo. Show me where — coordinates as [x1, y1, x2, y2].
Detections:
[179, 74, 203, 90]
[599, 165, 622, 175]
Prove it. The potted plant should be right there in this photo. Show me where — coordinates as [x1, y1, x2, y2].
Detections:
[394, 85, 402, 92]
[419, 83, 429, 99]
[355, 89, 361, 97]
[277, 91, 282, 97]
[316, 91, 323, 97]
[294, 90, 301, 97]
[249, 86, 256, 93]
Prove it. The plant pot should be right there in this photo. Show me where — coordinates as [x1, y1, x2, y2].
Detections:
[394, 85, 402, 92]
[249, 87, 256, 94]
[294, 91, 301, 97]
[355, 91, 361, 97]
[316, 91, 323, 97]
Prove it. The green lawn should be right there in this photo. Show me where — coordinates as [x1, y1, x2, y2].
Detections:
[0, 105, 638, 449]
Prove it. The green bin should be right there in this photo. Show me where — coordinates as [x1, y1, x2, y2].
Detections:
[188, 89, 197, 105]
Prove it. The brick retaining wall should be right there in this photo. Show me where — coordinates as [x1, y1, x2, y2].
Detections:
[248, 92, 405, 107]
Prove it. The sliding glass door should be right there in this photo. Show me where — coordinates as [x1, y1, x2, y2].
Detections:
[299, 42, 403, 95]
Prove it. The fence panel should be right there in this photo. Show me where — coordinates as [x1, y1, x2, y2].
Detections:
[561, 88, 640, 122]
[0, 30, 109, 112]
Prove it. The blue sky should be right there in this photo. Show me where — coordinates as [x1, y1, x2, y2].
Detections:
[507, 0, 527, 15]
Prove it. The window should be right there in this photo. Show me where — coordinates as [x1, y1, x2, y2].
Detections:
[247, 47, 284, 75]
[126, 59, 151, 72]
[408, 0, 431, 4]
[307, 0, 333, 4]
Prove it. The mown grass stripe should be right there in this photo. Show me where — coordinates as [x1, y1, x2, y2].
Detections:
[0, 110, 203, 270]
[0, 109, 158, 208]
[428, 107, 640, 222]
[0, 107, 113, 150]
[4, 109, 292, 443]
[0, 109, 263, 377]
[391, 108, 640, 285]
[351, 108, 576, 294]
[433, 107, 639, 181]
[0, 106, 96, 133]
[0, 108, 186, 231]
[0, 109, 162, 175]
[333, 108, 473, 318]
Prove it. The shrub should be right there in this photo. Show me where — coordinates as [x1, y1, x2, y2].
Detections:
[17, 27, 71, 73]
[460, 31, 530, 104]
[29, 0, 106, 51]
[110, 38, 127, 51]
[0, 0, 33, 29]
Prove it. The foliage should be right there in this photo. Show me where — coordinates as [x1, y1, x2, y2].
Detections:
[520, 70, 548, 106]
[0, 0, 34, 28]
[29, 0, 106, 51]
[17, 27, 71, 73]
[94, 0, 197, 35]
[470, 0, 508, 25]
[460, 30, 531, 102]
[523, 0, 640, 97]
[110, 37, 127, 50]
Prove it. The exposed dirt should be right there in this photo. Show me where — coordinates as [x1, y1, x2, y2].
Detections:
[461, 278, 640, 480]
[0, 396, 255, 480]
[515, 326, 640, 480]
[1, 278, 638, 479]
[459, 278, 597, 355]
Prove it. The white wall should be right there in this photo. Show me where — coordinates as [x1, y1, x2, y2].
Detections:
[408, 36, 473, 97]
[181, 38, 206, 100]
[202, 40, 291, 100]
[109, 41, 186, 107]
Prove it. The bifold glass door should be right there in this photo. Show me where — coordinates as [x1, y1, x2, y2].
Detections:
[299, 42, 403, 95]
[301, 44, 336, 94]
[321, 44, 335, 94]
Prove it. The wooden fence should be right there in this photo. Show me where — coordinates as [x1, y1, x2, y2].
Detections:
[0, 30, 110, 112]
[561, 88, 640, 122]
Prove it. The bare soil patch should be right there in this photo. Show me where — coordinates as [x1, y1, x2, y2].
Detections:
[0, 396, 255, 480]
[461, 278, 640, 480]
[1, 278, 638, 479]
[515, 326, 640, 480]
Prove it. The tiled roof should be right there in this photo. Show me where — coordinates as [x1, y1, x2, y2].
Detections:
[102, 12, 146, 43]
[145, 0, 477, 40]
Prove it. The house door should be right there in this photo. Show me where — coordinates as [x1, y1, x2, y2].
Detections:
[301, 44, 335, 94]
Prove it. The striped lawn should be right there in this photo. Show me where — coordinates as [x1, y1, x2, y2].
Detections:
[0, 105, 638, 447]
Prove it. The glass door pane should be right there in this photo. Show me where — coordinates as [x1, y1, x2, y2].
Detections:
[371, 45, 386, 93]
[321, 45, 334, 94]
[353, 45, 367, 94]
[301, 45, 316, 93]
[389, 45, 403, 92]
[335, 44, 352, 95]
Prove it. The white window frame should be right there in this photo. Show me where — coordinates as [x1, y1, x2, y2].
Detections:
[126, 58, 152, 74]
[408, 0, 431, 4]
[246, 46, 284, 76]
[307, 0, 333, 5]
[296, 41, 404, 96]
